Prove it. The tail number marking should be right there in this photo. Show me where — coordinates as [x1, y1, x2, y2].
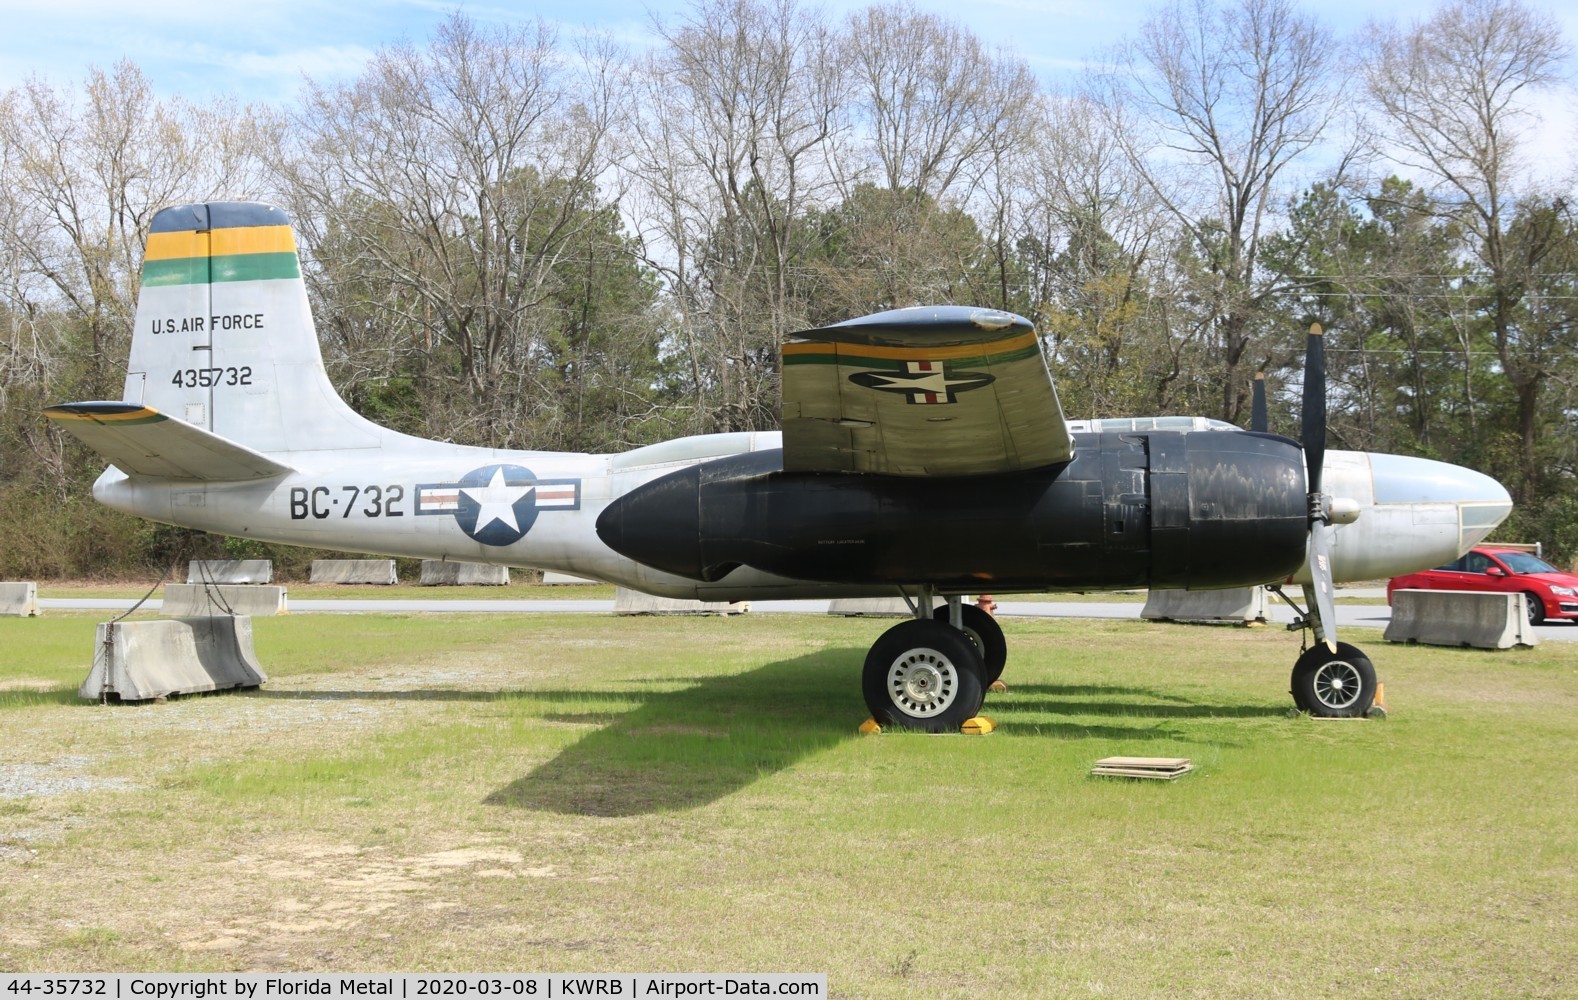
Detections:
[290, 485, 406, 520]
[171, 366, 252, 388]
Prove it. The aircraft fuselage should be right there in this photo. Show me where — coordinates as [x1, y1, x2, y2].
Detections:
[92, 426, 1508, 601]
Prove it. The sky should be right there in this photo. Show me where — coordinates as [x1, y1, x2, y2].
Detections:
[0, 0, 1500, 105]
[0, 0, 1573, 183]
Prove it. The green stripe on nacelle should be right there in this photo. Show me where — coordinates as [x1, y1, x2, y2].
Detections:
[781, 343, 1044, 370]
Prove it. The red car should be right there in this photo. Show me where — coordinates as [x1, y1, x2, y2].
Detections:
[1387, 546, 1578, 625]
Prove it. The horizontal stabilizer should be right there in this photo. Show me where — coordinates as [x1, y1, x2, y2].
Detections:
[43, 402, 293, 481]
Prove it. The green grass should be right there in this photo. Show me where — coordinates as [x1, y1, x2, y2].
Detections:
[0, 613, 1573, 995]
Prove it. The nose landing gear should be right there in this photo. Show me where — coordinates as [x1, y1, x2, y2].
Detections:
[1271, 584, 1380, 718]
[1290, 641, 1377, 717]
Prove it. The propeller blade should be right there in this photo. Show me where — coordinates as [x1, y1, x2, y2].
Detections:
[1304, 520, 1339, 653]
[1302, 323, 1326, 497]
[1251, 372, 1268, 433]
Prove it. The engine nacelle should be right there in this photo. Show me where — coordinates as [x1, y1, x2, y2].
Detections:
[596, 430, 1309, 593]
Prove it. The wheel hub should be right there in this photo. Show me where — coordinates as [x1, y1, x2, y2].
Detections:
[1312, 659, 1362, 711]
[888, 649, 958, 718]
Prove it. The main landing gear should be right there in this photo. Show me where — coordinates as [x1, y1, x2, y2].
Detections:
[862, 590, 1007, 732]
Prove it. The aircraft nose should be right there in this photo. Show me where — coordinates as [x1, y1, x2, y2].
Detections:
[1369, 453, 1512, 548]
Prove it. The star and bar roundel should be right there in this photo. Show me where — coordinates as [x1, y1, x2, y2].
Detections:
[847, 360, 995, 404]
[782, 328, 1042, 408]
[416, 464, 581, 546]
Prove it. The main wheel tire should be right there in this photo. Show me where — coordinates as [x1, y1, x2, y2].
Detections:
[1523, 591, 1546, 626]
[862, 618, 986, 733]
[932, 603, 1007, 685]
[1290, 642, 1377, 718]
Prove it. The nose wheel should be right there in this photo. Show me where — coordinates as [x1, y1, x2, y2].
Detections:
[1291, 641, 1377, 718]
[862, 618, 987, 732]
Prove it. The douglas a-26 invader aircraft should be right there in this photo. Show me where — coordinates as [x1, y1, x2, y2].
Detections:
[47, 202, 1513, 731]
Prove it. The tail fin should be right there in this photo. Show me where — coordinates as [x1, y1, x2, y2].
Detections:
[124, 202, 379, 454]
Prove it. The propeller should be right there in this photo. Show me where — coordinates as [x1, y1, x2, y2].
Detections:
[1251, 371, 1268, 433]
[1301, 323, 1338, 653]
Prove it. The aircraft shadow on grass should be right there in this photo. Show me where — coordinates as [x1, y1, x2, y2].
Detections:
[1004, 684, 1289, 720]
[243, 654, 1266, 816]
[481, 654, 1240, 817]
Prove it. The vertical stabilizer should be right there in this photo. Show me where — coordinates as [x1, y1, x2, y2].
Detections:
[126, 202, 379, 454]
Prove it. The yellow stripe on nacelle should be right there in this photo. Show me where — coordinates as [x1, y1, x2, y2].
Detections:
[783, 330, 1039, 362]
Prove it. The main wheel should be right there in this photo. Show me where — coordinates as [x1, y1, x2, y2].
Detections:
[932, 603, 1007, 685]
[1523, 591, 1546, 626]
[863, 619, 986, 732]
[1290, 642, 1377, 718]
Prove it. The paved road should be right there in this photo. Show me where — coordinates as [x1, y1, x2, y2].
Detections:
[37, 594, 1578, 642]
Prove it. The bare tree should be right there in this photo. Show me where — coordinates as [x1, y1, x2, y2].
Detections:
[842, 2, 1036, 204]
[279, 13, 622, 447]
[1363, 0, 1572, 500]
[1102, 0, 1344, 422]
[0, 60, 275, 398]
[627, 0, 847, 432]
[1017, 92, 1193, 417]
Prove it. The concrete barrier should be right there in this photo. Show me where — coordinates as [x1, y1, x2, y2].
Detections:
[542, 571, 601, 585]
[828, 598, 912, 617]
[309, 559, 397, 585]
[614, 587, 748, 615]
[0, 582, 41, 617]
[1141, 587, 1268, 624]
[80, 615, 267, 702]
[419, 561, 510, 586]
[161, 584, 287, 616]
[1384, 590, 1538, 649]
[186, 559, 273, 584]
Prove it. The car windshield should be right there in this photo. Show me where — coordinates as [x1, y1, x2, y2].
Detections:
[1499, 552, 1558, 574]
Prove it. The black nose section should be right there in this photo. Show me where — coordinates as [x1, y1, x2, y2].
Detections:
[597, 464, 708, 580]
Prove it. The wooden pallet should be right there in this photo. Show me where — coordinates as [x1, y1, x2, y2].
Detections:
[1091, 756, 1193, 780]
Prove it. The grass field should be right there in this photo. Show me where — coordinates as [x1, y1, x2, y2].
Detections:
[1, 611, 1573, 996]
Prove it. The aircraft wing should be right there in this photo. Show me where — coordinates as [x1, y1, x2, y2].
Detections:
[43, 402, 294, 481]
[780, 306, 1075, 476]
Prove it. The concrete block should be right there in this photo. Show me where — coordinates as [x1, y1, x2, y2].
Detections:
[81, 615, 267, 702]
[186, 559, 273, 584]
[828, 598, 913, 617]
[0, 582, 41, 617]
[542, 571, 601, 585]
[419, 560, 510, 586]
[614, 587, 749, 615]
[310, 559, 397, 584]
[1141, 587, 1268, 623]
[1385, 590, 1538, 649]
[161, 584, 287, 616]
